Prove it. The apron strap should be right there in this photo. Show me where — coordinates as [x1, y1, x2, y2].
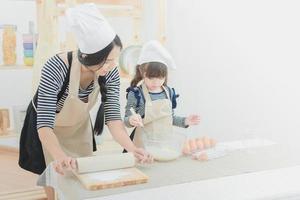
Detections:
[89, 117, 97, 152]
[57, 51, 73, 101]
[68, 52, 81, 96]
[162, 86, 171, 100]
[141, 83, 171, 107]
[122, 128, 136, 153]
[32, 51, 73, 112]
[142, 83, 153, 106]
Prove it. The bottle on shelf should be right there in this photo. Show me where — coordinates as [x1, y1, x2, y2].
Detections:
[1, 24, 17, 65]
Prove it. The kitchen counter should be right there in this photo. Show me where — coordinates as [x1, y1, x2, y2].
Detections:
[40, 141, 300, 200]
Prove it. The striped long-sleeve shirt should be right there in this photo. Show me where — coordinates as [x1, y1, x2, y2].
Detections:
[36, 54, 121, 130]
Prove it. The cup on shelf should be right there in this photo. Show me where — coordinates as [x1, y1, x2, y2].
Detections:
[22, 33, 38, 66]
[24, 57, 34, 66]
[23, 42, 34, 50]
[24, 49, 33, 57]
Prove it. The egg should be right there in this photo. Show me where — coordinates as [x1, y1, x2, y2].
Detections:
[196, 138, 204, 150]
[198, 153, 208, 161]
[189, 139, 197, 152]
[203, 136, 211, 149]
[191, 154, 197, 160]
[182, 141, 191, 155]
[210, 138, 217, 147]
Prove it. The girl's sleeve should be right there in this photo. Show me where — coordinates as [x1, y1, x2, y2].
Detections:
[37, 55, 67, 130]
[124, 90, 139, 128]
[172, 113, 187, 128]
[104, 67, 122, 124]
[170, 87, 188, 128]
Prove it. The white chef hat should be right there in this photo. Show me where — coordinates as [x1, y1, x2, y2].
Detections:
[137, 40, 176, 69]
[65, 3, 116, 54]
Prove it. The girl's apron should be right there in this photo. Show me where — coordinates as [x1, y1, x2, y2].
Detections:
[133, 83, 173, 147]
[42, 52, 100, 164]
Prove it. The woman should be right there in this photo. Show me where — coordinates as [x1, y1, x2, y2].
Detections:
[18, 3, 152, 199]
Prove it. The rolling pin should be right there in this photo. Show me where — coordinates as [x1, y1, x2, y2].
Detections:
[76, 153, 135, 174]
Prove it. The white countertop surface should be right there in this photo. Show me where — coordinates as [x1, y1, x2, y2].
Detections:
[88, 165, 300, 200]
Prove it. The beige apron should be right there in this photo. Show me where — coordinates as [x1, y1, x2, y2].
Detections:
[133, 83, 173, 147]
[42, 52, 100, 164]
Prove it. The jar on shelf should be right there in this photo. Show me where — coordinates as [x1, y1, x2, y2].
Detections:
[2, 24, 17, 65]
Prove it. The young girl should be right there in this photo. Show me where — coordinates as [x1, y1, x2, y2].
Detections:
[124, 40, 200, 148]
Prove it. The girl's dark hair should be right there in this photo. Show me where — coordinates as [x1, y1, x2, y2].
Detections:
[85, 35, 122, 136]
[130, 62, 168, 87]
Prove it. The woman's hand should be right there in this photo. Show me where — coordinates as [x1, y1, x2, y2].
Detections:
[107, 120, 153, 163]
[38, 128, 77, 175]
[53, 153, 77, 175]
[129, 114, 144, 127]
[133, 147, 154, 164]
[185, 115, 200, 126]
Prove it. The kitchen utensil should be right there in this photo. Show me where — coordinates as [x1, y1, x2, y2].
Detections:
[73, 153, 148, 190]
[141, 132, 186, 162]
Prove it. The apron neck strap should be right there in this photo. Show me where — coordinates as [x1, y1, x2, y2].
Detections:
[141, 83, 170, 106]
[141, 83, 151, 105]
[162, 86, 171, 100]
[68, 52, 81, 96]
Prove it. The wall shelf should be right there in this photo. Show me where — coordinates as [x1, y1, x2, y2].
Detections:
[0, 65, 32, 70]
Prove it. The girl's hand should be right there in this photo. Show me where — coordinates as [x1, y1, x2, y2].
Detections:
[53, 153, 77, 175]
[129, 114, 144, 127]
[185, 115, 200, 126]
[133, 147, 154, 164]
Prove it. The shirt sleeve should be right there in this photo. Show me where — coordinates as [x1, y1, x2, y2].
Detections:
[36, 55, 67, 130]
[169, 87, 188, 128]
[104, 67, 122, 124]
[172, 114, 187, 128]
[124, 90, 139, 128]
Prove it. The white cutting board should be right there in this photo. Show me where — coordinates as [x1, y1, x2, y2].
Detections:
[74, 167, 148, 190]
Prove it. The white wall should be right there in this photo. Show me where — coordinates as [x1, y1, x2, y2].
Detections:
[0, 68, 32, 106]
[2, 0, 300, 144]
[0, 1, 36, 131]
[166, 0, 300, 142]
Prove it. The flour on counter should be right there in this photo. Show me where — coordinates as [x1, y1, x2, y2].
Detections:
[86, 170, 130, 182]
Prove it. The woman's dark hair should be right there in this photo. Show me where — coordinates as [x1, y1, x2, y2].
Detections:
[84, 35, 122, 136]
[130, 62, 168, 87]
[78, 35, 122, 66]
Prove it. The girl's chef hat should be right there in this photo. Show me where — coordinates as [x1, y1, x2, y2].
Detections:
[65, 3, 116, 54]
[137, 40, 176, 69]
